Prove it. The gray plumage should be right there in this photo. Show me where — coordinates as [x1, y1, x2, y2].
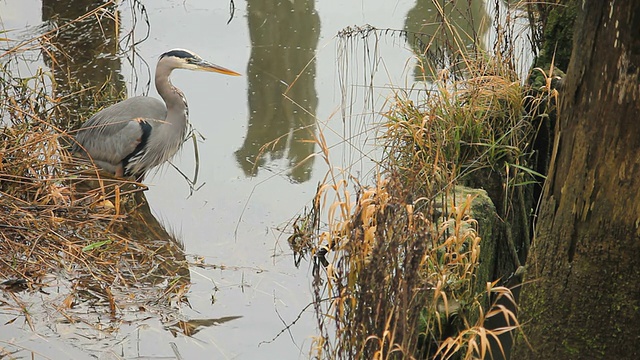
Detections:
[73, 49, 240, 180]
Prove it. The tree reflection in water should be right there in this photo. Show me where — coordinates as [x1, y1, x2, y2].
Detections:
[236, 0, 320, 183]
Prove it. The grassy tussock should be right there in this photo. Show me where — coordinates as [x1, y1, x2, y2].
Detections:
[308, 173, 520, 359]
[304, 54, 532, 359]
[0, 74, 188, 322]
[299, 1, 554, 358]
[1, 3, 189, 338]
[384, 57, 530, 200]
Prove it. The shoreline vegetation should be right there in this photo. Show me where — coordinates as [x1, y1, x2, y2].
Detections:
[1, 2, 197, 352]
[296, 1, 566, 358]
[0, 55, 191, 335]
[1, 1, 568, 359]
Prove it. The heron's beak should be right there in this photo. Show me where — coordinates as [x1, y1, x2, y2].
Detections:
[196, 60, 241, 76]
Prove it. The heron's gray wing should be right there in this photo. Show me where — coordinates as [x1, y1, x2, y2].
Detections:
[74, 96, 167, 167]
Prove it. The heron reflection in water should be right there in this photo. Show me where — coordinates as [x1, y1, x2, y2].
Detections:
[73, 49, 240, 180]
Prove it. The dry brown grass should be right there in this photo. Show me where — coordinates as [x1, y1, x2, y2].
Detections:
[290, 1, 558, 359]
[305, 172, 521, 360]
[0, 2, 191, 344]
[0, 82, 190, 327]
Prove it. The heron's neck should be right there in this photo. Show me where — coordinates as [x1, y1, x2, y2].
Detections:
[155, 67, 189, 127]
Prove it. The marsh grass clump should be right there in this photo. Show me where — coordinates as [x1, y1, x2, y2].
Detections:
[0, 67, 189, 317]
[0, 6, 191, 343]
[383, 56, 531, 201]
[306, 80, 541, 356]
[299, 2, 561, 358]
[308, 171, 520, 359]
[306, 78, 529, 354]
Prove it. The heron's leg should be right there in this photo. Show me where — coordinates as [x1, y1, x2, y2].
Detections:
[115, 164, 124, 178]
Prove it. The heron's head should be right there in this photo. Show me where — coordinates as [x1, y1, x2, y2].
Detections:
[159, 49, 240, 76]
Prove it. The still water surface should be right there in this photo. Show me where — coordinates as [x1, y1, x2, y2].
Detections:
[0, 1, 518, 358]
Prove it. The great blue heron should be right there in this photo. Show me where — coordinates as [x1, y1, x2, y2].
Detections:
[73, 49, 240, 180]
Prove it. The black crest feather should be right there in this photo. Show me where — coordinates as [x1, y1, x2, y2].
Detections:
[160, 49, 197, 60]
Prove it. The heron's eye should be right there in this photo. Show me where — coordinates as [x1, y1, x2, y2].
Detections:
[186, 57, 201, 65]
